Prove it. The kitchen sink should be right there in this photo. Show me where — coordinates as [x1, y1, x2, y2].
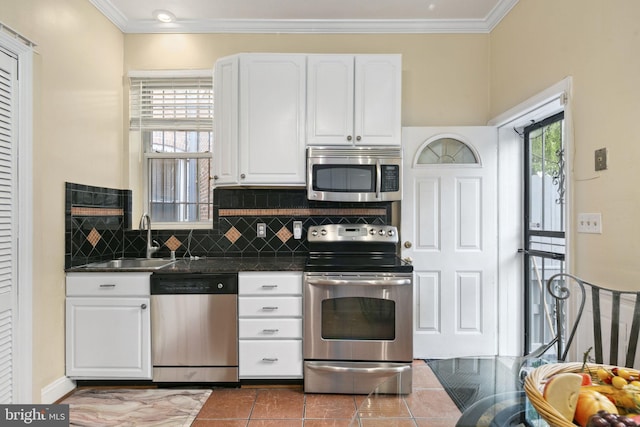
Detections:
[81, 258, 175, 270]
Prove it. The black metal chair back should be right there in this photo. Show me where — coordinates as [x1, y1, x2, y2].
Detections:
[545, 273, 640, 367]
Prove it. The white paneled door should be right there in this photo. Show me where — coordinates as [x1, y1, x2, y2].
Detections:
[401, 127, 498, 358]
[0, 47, 18, 403]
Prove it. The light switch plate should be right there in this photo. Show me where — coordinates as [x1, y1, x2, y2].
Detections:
[577, 213, 602, 234]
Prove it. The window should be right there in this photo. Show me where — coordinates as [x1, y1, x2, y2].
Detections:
[416, 137, 478, 164]
[129, 72, 213, 225]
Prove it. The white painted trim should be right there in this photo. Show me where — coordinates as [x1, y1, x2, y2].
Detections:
[40, 377, 76, 404]
[488, 77, 572, 127]
[490, 77, 574, 357]
[88, 0, 129, 31]
[89, 0, 519, 34]
[120, 18, 493, 34]
[0, 30, 34, 404]
[127, 69, 213, 79]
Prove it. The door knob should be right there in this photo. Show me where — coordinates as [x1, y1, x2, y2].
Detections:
[240, 173, 246, 179]
[404, 241, 412, 248]
[141, 304, 147, 310]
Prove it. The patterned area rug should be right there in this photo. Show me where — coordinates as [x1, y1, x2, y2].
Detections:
[61, 388, 212, 427]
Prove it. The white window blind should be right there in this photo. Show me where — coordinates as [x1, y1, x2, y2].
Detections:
[129, 76, 213, 131]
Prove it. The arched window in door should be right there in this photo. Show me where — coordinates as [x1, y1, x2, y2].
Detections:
[417, 137, 479, 165]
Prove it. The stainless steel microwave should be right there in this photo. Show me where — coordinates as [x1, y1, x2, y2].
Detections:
[307, 146, 402, 202]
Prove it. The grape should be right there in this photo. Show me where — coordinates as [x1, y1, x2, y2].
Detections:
[588, 415, 611, 427]
[619, 416, 639, 426]
[587, 412, 639, 427]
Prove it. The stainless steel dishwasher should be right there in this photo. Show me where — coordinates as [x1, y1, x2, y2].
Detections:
[150, 273, 238, 383]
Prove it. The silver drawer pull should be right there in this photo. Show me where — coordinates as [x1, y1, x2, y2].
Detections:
[261, 306, 279, 311]
[99, 284, 116, 288]
[261, 285, 278, 289]
[262, 329, 279, 333]
[262, 358, 278, 362]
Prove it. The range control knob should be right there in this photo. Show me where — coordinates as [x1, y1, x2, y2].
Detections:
[369, 229, 376, 235]
[320, 229, 327, 236]
[378, 229, 386, 236]
[387, 229, 395, 237]
[311, 230, 318, 237]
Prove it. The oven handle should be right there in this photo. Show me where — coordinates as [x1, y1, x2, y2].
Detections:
[306, 361, 411, 375]
[305, 277, 411, 286]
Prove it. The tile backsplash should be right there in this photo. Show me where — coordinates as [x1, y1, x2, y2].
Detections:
[65, 182, 132, 268]
[66, 184, 392, 267]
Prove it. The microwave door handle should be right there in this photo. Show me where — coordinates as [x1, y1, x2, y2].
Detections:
[375, 159, 381, 199]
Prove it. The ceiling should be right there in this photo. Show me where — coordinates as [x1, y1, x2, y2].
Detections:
[89, 0, 520, 34]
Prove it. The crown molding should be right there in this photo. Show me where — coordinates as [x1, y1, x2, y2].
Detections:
[90, 0, 519, 34]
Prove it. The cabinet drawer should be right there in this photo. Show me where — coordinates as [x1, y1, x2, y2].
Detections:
[239, 318, 302, 339]
[66, 273, 150, 296]
[239, 340, 302, 378]
[238, 296, 302, 317]
[238, 272, 302, 295]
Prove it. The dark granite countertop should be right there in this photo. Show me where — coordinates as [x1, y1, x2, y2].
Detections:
[67, 256, 307, 273]
[157, 256, 307, 273]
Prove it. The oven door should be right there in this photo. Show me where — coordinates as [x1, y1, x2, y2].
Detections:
[303, 272, 413, 362]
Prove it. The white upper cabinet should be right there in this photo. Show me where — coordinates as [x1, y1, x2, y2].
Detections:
[213, 55, 239, 185]
[214, 54, 306, 186]
[307, 54, 402, 146]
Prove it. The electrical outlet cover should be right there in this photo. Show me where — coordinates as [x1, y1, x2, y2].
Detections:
[595, 148, 607, 171]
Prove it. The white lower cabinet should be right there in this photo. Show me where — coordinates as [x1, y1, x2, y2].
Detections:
[238, 272, 303, 379]
[65, 272, 151, 379]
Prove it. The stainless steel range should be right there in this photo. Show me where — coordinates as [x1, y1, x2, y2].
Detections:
[303, 223, 413, 394]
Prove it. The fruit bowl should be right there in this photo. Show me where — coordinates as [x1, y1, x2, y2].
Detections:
[523, 362, 623, 427]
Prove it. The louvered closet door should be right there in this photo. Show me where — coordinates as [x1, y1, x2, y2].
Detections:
[0, 48, 18, 404]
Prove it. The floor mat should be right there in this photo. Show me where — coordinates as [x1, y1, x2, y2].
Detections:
[61, 388, 212, 427]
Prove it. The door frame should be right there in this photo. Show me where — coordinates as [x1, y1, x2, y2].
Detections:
[489, 77, 574, 356]
[0, 29, 34, 403]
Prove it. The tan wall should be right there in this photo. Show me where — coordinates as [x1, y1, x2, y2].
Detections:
[124, 33, 490, 127]
[0, 0, 124, 402]
[490, 0, 640, 289]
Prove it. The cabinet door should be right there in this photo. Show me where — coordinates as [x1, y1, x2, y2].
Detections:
[66, 297, 151, 379]
[239, 54, 306, 184]
[213, 55, 239, 185]
[306, 55, 355, 146]
[239, 340, 303, 378]
[354, 55, 402, 146]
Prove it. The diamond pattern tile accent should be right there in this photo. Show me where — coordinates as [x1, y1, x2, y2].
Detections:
[225, 226, 242, 244]
[165, 235, 182, 251]
[276, 226, 293, 243]
[86, 228, 101, 247]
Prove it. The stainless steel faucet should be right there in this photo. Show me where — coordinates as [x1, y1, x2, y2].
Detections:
[139, 213, 160, 259]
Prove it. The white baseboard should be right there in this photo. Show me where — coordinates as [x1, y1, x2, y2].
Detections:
[41, 376, 76, 403]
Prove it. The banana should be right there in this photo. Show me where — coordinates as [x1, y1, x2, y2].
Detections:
[583, 384, 640, 412]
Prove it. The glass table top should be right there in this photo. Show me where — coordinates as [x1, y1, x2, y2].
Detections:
[347, 357, 551, 427]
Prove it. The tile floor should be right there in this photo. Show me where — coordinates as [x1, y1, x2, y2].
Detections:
[192, 361, 462, 427]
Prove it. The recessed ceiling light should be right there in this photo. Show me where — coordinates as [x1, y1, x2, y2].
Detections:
[153, 10, 176, 23]
[428, 4, 436, 11]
